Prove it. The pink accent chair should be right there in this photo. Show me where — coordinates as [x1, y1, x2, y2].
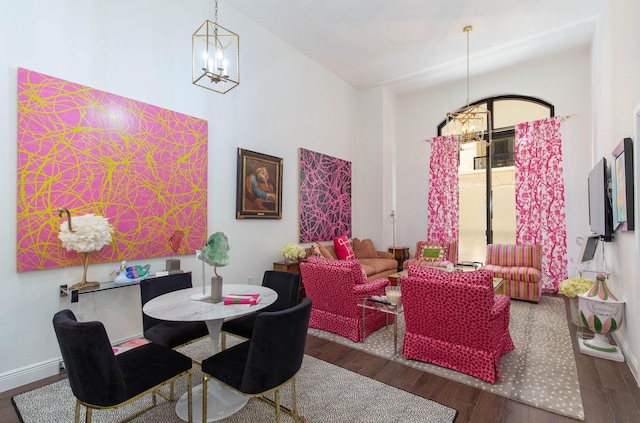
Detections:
[402, 266, 514, 383]
[483, 244, 542, 302]
[299, 256, 390, 342]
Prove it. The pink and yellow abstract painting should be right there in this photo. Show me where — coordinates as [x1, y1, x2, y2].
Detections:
[17, 68, 208, 272]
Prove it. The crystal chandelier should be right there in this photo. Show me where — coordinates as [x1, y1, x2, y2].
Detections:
[445, 26, 491, 146]
[192, 0, 240, 94]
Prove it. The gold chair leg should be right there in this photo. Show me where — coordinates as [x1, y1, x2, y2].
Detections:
[202, 375, 208, 423]
[275, 389, 281, 423]
[85, 407, 92, 423]
[291, 377, 299, 419]
[187, 370, 193, 423]
[75, 400, 81, 423]
[221, 332, 227, 350]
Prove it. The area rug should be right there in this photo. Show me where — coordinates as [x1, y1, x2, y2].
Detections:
[13, 341, 457, 423]
[309, 295, 585, 420]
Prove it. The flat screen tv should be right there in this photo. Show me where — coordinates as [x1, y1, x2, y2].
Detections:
[587, 157, 613, 241]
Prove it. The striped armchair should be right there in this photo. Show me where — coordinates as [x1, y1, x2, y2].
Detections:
[483, 244, 542, 302]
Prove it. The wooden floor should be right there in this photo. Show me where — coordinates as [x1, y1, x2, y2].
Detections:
[2, 295, 639, 423]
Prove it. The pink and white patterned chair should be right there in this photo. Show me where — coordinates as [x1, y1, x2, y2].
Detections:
[299, 256, 390, 342]
[402, 266, 514, 384]
[483, 244, 542, 302]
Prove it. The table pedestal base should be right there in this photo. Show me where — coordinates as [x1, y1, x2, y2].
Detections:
[176, 381, 248, 422]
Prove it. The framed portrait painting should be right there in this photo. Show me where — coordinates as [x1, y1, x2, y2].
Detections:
[236, 148, 283, 219]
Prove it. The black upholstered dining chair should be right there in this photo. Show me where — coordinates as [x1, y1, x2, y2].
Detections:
[220, 270, 301, 349]
[52, 309, 193, 423]
[140, 273, 208, 349]
[202, 297, 312, 423]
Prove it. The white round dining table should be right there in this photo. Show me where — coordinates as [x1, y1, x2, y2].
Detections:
[143, 284, 277, 422]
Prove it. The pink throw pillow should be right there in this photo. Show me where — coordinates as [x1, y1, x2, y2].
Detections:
[333, 235, 355, 260]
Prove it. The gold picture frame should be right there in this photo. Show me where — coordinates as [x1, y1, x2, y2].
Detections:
[236, 148, 283, 219]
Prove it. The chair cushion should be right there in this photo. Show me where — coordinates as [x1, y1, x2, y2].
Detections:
[420, 245, 445, 261]
[483, 264, 542, 283]
[333, 235, 355, 260]
[202, 341, 250, 391]
[144, 321, 208, 349]
[358, 258, 397, 275]
[117, 343, 192, 399]
[312, 242, 336, 259]
[404, 258, 454, 270]
[352, 238, 378, 259]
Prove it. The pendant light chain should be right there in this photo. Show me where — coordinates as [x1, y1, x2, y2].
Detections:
[464, 25, 472, 109]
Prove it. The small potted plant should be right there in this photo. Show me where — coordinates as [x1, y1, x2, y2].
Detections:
[558, 276, 594, 327]
[281, 243, 306, 263]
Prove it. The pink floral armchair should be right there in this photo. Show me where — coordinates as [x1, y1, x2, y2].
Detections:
[299, 256, 390, 342]
[402, 266, 514, 383]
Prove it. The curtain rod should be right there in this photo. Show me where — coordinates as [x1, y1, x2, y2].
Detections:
[424, 114, 576, 143]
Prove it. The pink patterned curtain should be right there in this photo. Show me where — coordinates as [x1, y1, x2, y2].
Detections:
[515, 116, 568, 293]
[427, 135, 459, 245]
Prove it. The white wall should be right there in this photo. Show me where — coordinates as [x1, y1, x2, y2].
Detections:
[356, 86, 398, 250]
[591, 0, 640, 379]
[0, 0, 365, 392]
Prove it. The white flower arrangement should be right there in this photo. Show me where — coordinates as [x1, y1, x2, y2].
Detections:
[281, 243, 306, 261]
[58, 213, 114, 253]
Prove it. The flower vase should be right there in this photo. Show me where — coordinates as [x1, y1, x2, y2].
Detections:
[69, 251, 101, 291]
[569, 297, 583, 327]
[578, 275, 624, 359]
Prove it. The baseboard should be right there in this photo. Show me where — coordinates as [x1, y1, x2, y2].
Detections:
[0, 332, 145, 394]
[613, 331, 639, 386]
[0, 359, 61, 394]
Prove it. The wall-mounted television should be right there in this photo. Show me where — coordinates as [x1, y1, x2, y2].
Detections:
[587, 157, 613, 241]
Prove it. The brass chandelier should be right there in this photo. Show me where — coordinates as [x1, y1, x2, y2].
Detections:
[445, 26, 491, 146]
[192, 0, 240, 94]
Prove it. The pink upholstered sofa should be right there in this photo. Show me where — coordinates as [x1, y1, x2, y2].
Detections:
[299, 256, 390, 342]
[401, 265, 514, 383]
[483, 244, 542, 302]
[403, 241, 458, 270]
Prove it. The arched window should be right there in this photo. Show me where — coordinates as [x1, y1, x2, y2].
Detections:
[437, 95, 554, 263]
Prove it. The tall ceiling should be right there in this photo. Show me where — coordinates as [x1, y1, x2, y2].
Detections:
[224, 0, 601, 95]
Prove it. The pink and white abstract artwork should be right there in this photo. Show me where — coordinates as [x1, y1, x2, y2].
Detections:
[298, 148, 351, 243]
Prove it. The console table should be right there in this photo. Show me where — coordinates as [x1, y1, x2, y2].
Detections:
[59, 271, 188, 303]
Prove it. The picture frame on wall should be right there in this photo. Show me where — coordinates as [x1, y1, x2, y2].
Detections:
[612, 137, 634, 231]
[236, 148, 283, 219]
